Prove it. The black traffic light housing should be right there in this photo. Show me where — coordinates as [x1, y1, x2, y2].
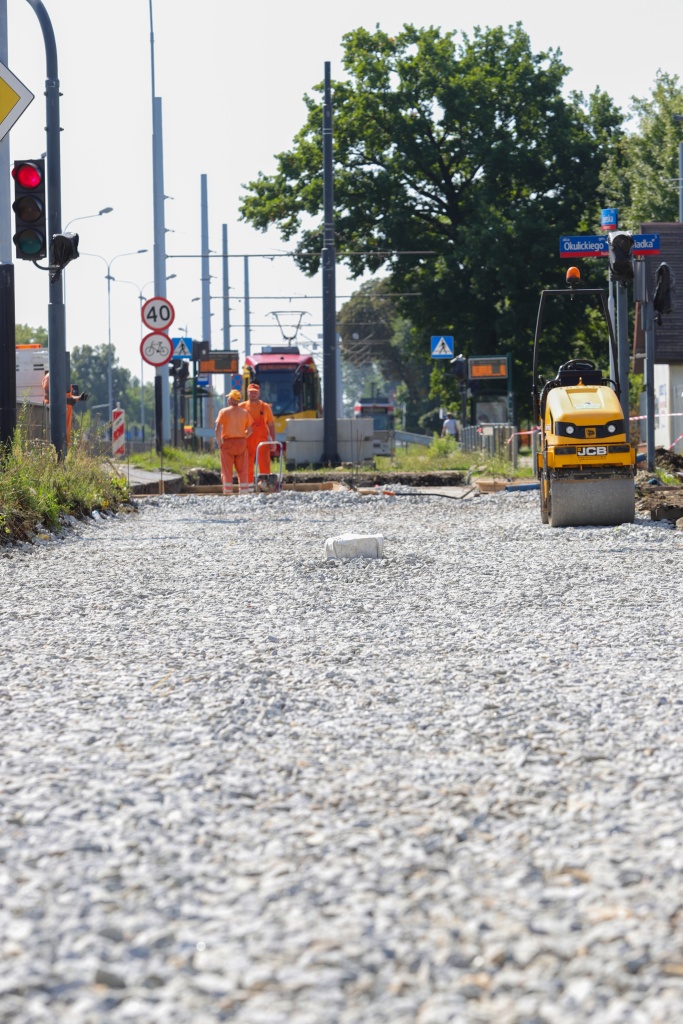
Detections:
[50, 232, 79, 283]
[169, 361, 190, 387]
[12, 158, 47, 261]
[608, 231, 634, 284]
[653, 262, 676, 325]
[449, 354, 467, 380]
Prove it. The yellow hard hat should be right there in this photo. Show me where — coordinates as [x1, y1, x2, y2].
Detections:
[228, 389, 242, 402]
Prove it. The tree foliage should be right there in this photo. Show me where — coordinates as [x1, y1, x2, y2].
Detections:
[337, 278, 432, 427]
[241, 23, 623, 418]
[16, 323, 47, 347]
[69, 344, 134, 415]
[600, 72, 683, 227]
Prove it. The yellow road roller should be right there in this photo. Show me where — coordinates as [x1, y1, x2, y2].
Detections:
[532, 269, 636, 527]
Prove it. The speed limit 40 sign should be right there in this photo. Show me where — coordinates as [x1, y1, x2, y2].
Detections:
[141, 296, 175, 331]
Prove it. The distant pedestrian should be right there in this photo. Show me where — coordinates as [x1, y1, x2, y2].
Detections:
[442, 411, 459, 441]
[215, 390, 253, 494]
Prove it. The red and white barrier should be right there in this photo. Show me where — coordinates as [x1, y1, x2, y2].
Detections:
[112, 407, 125, 457]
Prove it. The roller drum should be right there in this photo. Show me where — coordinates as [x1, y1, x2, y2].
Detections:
[548, 477, 635, 528]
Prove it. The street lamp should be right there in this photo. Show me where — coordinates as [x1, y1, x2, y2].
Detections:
[82, 248, 148, 419]
[64, 207, 113, 231]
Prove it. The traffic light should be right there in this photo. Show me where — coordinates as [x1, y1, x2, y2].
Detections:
[51, 232, 79, 272]
[169, 361, 190, 387]
[449, 354, 467, 380]
[653, 262, 676, 325]
[607, 231, 634, 284]
[12, 159, 46, 261]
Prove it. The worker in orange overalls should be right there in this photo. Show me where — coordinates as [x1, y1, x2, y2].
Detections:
[241, 382, 276, 484]
[214, 389, 253, 494]
[42, 372, 88, 447]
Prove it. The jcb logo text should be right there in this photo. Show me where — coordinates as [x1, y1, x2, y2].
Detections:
[577, 445, 607, 456]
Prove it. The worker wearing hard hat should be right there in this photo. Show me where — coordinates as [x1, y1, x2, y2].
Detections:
[241, 382, 276, 484]
[215, 389, 253, 494]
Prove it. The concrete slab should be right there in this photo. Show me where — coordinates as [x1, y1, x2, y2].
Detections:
[115, 464, 183, 494]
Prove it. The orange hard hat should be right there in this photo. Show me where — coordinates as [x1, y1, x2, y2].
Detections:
[247, 383, 260, 393]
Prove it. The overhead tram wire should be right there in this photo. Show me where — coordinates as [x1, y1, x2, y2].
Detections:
[166, 250, 438, 259]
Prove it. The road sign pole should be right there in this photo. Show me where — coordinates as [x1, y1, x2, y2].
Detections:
[27, 0, 68, 456]
[617, 281, 630, 440]
[0, 0, 11, 266]
[644, 297, 656, 471]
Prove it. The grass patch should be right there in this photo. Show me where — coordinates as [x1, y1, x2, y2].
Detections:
[128, 439, 533, 480]
[379, 438, 534, 478]
[129, 446, 220, 475]
[0, 431, 131, 545]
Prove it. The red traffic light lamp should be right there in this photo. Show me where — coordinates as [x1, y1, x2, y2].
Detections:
[12, 159, 47, 261]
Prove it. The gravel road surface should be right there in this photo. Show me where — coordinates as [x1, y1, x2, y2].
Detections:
[2, 489, 683, 1023]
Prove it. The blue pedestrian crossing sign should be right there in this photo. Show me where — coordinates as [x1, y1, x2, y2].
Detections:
[172, 337, 192, 359]
[431, 335, 454, 359]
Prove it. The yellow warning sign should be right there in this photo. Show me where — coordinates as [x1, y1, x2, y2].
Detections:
[0, 62, 34, 143]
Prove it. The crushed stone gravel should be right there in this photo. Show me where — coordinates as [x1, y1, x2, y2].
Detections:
[1, 489, 683, 1023]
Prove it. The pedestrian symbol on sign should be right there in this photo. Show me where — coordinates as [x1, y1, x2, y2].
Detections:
[431, 335, 455, 359]
[173, 338, 192, 359]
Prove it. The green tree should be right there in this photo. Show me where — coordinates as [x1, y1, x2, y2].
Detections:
[241, 23, 623, 417]
[600, 72, 683, 227]
[69, 344, 133, 415]
[16, 323, 47, 347]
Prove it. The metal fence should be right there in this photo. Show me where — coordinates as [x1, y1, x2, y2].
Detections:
[460, 423, 519, 467]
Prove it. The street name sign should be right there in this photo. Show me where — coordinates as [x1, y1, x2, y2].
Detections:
[141, 296, 175, 331]
[431, 335, 454, 358]
[600, 208, 618, 231]
[559, 234, 660, 258]
[0, 61, 34, 143]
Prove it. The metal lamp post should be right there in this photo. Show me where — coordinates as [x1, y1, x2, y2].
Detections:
[674, 115, 683, 222]
[64, 207, 113, 232]
[82, 249, 148, 420]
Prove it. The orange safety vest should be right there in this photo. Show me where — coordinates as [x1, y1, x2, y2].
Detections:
[241, 399, 273, 439]
[215, 404, 252, 441]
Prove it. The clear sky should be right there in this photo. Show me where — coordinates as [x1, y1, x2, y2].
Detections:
[5, 0, 682, 381]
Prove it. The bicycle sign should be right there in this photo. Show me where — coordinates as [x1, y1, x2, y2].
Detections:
[140, 331, 174, 367]
[141, 296, 175, 331]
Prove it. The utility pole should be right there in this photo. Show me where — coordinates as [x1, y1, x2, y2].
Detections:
[200, 175, 211, 347]
[321, 61, 339, 464]
[149, 0, 170, 443]
[222, 223, 230, 399]
[243, 256, 250, 357]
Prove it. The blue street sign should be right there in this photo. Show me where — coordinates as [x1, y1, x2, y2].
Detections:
[559, 235, 608, 258]
[560, 233, 660, 258]
[431, 335, 455, 358]
[231, 373, 243, 390]
[632, 233, 660, 255]
[601, 208, 618, 230]
[171, 337, 193, 359]
[196, 377, 209, 388]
